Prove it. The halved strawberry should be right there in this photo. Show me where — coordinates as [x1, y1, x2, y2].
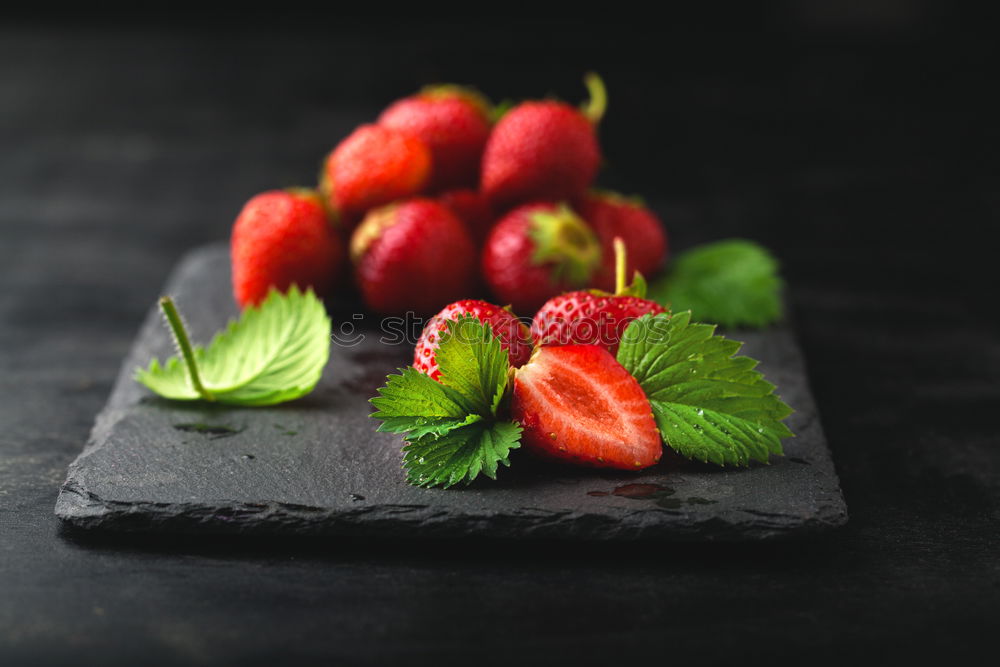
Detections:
[413, 299, 533, 380]
[531, 239, 666, 353]
[512, 344, 661, 469]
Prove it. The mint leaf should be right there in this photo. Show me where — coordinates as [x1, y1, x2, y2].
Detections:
[617, 312, 793, 465]
[135, 286, 330, 406]
[370, 317, 521, 488]
[649, 239, 783, 328]
[403, 421, 522, 488]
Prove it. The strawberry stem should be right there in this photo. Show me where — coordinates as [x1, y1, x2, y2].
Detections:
[614, 237, 627, 295]
[581, 72, 607, 124]
[158, 296, 214, 402]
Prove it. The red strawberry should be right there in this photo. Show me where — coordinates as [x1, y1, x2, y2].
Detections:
[482, 202, 601, 315]
[351, 198, 476, 315]
[320, 124, 431, 229]
[577, 191, 668, 292]
[481, 74, 605, 210]
[438, 188, 495, 246]
[531, 239, 667, 354]
[379, 86, 492, 192]
[413, 299, 533, 380]
[512, 344, 661, 469]
[230, 189, 345, 308]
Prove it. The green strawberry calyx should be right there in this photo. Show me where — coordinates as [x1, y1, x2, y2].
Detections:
[589, 188, 645, 208]
[317, 154, 343, 227]
[581, 72, 608, 124]
[284, 187, 324, 208]
[350, 203, 399, 263]
[419, 84, 494, 122]
[527, 204, 601, 287]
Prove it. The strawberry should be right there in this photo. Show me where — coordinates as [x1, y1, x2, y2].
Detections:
[379, 85, 492, 192]
[481, 74, 605, 210]
[230, 188, 345, 308]
[531, 239, 667, 354]
[576, 191, 668, 292]
[481, 202, 602, 315]
[413, 299, 533, 380]
[512, 344, 661, 469]
[351, 198, 476, 315]
[438, 188, 495, 246]
[320, 124, 431, 229]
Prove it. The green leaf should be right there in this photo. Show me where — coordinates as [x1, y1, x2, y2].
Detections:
[403, 420, 522, 488]
[617, 312, 793, 466]
[434, 316, 511, 416]
[370, 366, 483, 439]
[370, 317, 521, 488]
[135, 286, 330, 406]
[649, 239, 783, 328]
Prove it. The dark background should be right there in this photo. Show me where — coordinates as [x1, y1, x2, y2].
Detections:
[2, 5, 997, 665]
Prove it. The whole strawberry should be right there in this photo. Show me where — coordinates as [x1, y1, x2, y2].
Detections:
[531, 239, 667, 354]
[438, 188, 495, 246]
[512, 344, 661, 470]
[351, 198, 476, 315]
[320, 124, 431, 229]
[379, 86, 492, 192]
[413, 300, 532, 380]
[577, 191, 668, 292]
[482, 202, 601, 315]
[230, 189, 345, 308]
[481, 74, 605, 210]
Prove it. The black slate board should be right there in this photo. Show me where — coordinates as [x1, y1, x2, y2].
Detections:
[55, 245, 846, 540]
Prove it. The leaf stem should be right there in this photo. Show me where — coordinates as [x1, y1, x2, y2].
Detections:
[158, 296, 214, 401]
[614, 237, 627, 295]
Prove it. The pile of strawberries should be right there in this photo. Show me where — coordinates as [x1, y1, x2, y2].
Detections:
[230, 75, 675, 470]
[229, 74, 667, 317]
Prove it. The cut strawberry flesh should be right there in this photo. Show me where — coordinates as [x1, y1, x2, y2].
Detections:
[512, 345, 661, 469]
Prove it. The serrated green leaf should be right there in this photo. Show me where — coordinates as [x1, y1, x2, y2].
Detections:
[403, 421, 522, 488]
[649, 239, 783, 328]
[370, 366, 483, 438]
[435, 316, 511, 416]
[370, 317, 522, 489]
[618, 312, 792, 465]
[135, 286, 330, 406]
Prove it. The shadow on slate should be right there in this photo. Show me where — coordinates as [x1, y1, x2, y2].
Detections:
[55, 244, 847, 541]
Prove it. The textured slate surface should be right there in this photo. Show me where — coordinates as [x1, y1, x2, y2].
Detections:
[55, 245, 846, 540]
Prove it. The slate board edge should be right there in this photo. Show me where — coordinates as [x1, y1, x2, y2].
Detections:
[55, 245, 848, 542]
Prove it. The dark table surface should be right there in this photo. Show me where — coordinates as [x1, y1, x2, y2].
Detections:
[2, 13, 997, 666]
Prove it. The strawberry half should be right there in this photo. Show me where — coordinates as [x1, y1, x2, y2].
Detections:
[413, 299, 533, 380]
[531, 239, 667, 353]
[512, 344, 661, 469]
